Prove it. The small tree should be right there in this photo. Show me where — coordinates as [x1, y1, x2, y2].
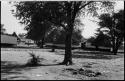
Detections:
[91, 31, 111, 50]
[27, 52, 41, 66]
[98, 10, 124, 55]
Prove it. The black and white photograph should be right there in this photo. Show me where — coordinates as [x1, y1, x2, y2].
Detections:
[1, 0, 124, 80]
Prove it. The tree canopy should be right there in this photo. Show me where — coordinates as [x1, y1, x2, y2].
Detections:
[91, 31, 111, 48]
[13, 1, 115, 65]
[98, 10, 124, 54]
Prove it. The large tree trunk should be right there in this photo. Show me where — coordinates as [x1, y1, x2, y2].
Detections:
[61, 2, 77, 65]
[62, 31, 73, 65]
[61, 20, 74, 65]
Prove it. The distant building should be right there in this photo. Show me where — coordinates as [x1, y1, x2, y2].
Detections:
[1, 34, 17, 45]
[1, 32, 34, 47]
[19, 38, 34, 44]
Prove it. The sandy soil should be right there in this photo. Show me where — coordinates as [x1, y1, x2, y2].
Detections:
[1, 48, 124, 80]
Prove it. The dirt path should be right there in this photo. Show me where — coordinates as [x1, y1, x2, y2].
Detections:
[1, 48, 124, 80]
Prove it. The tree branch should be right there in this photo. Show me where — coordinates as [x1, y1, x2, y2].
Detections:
[78, 1, 94, 10]
[47, 20, 67, 30]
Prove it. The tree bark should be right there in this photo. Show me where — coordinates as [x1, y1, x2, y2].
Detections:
[112, 46, 118, 55]
[60, 2, 77, 65]
[111, 39, 119, 55]
[40, 37, 45, 48]
[112, 39, 122, 55]
[62, 31, 73, 65]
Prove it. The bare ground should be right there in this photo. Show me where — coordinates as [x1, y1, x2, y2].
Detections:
[1, 48, 124, 80]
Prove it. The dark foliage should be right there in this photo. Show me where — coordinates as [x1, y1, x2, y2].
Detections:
[98, 10, 124, 55]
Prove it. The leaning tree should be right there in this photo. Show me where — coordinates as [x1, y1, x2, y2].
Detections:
[13, 1, 114, 65]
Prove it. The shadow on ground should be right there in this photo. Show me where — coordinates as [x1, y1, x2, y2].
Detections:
[73, 50, 124, 59]
[1, 46, 39, 49]
[1, 60, 63, 80]
[72, 53, 123, 59]
[1, 61, 62, 73]
[1, 59, 66, 79]
[1, 61, 35, 80]
[74, 51, 113, 55]
[56, 50, 124, 60]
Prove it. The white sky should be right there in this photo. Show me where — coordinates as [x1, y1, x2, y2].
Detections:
[81, 1, 124, 38]
[1, 1, 124, 38]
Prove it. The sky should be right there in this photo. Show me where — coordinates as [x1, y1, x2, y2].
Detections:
[81, 1, 124, 38]
[1, 1, 124, 38]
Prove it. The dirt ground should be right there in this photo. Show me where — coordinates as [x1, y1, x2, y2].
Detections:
[1, 48, 124, 80]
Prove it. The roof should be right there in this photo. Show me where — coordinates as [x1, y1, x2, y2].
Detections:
[1, 33, 16, 37]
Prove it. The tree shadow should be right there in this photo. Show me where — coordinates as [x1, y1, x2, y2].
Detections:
[1, 61, 35, 74]
[1, 61, 62, 71]
[38, 63, 63, 66]
[1, 60, 63, 80]
[73, 51, 113, 55]
[73, 50, 124, 59]
[1, 46, 40, 49]
[55, 50, 123, 60]
[1, 75, 29, 80]
[1, 61, 63, 74]
[72, 54, 123, 60]
[1, 61, 40, 80]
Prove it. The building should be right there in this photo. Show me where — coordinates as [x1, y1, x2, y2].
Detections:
[1, 34, 17, 45]
[19, 38, 34, 45]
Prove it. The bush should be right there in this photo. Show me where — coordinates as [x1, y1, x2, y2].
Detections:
[26, 52, 41, 66]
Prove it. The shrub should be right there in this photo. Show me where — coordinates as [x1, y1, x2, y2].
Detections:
[26, 52, 41, 66]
